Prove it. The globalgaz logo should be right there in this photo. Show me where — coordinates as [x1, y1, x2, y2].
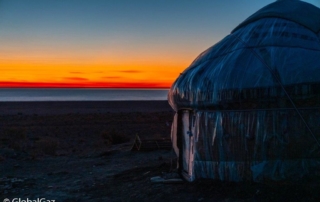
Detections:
[3, 199, 55, 202]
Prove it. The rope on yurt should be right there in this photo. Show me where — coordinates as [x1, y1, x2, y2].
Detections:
[232, 35, 320, 148]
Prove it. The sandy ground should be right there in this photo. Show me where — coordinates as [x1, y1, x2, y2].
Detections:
[0, 101, 319, 202]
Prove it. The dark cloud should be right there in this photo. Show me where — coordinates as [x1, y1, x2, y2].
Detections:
[64, 77, 89, 81]
[101, 76, 121, 79]
[118, 70, 141, 73]
[69, 72, 82, 74]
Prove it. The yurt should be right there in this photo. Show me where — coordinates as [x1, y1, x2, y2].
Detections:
[168, 0, 320, 182]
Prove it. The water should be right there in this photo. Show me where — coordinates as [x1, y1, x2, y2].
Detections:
[0, 88, 169, 101]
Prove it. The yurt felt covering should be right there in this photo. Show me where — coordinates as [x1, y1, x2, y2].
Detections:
[168, 1, 320, 181]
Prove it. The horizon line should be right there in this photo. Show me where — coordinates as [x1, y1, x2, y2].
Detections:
[0, 81, 172, 89]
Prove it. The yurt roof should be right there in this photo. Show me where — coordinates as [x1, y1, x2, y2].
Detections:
[168, 0, 320, 111]
[232, 0, 320, 33]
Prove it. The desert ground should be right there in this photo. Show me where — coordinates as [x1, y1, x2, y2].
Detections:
[0, 101, 319, 202]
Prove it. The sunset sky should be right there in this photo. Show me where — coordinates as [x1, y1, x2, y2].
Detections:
[1, 0, 319, 88]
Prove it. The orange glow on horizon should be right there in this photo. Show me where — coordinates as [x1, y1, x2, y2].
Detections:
[0, 58, 190, 88]
[0, 44, 193, 88]
[0, 41, 211, 89]
[0, 81, 172, 88]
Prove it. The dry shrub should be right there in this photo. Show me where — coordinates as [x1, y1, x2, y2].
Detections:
[101, 129, 130, 146]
